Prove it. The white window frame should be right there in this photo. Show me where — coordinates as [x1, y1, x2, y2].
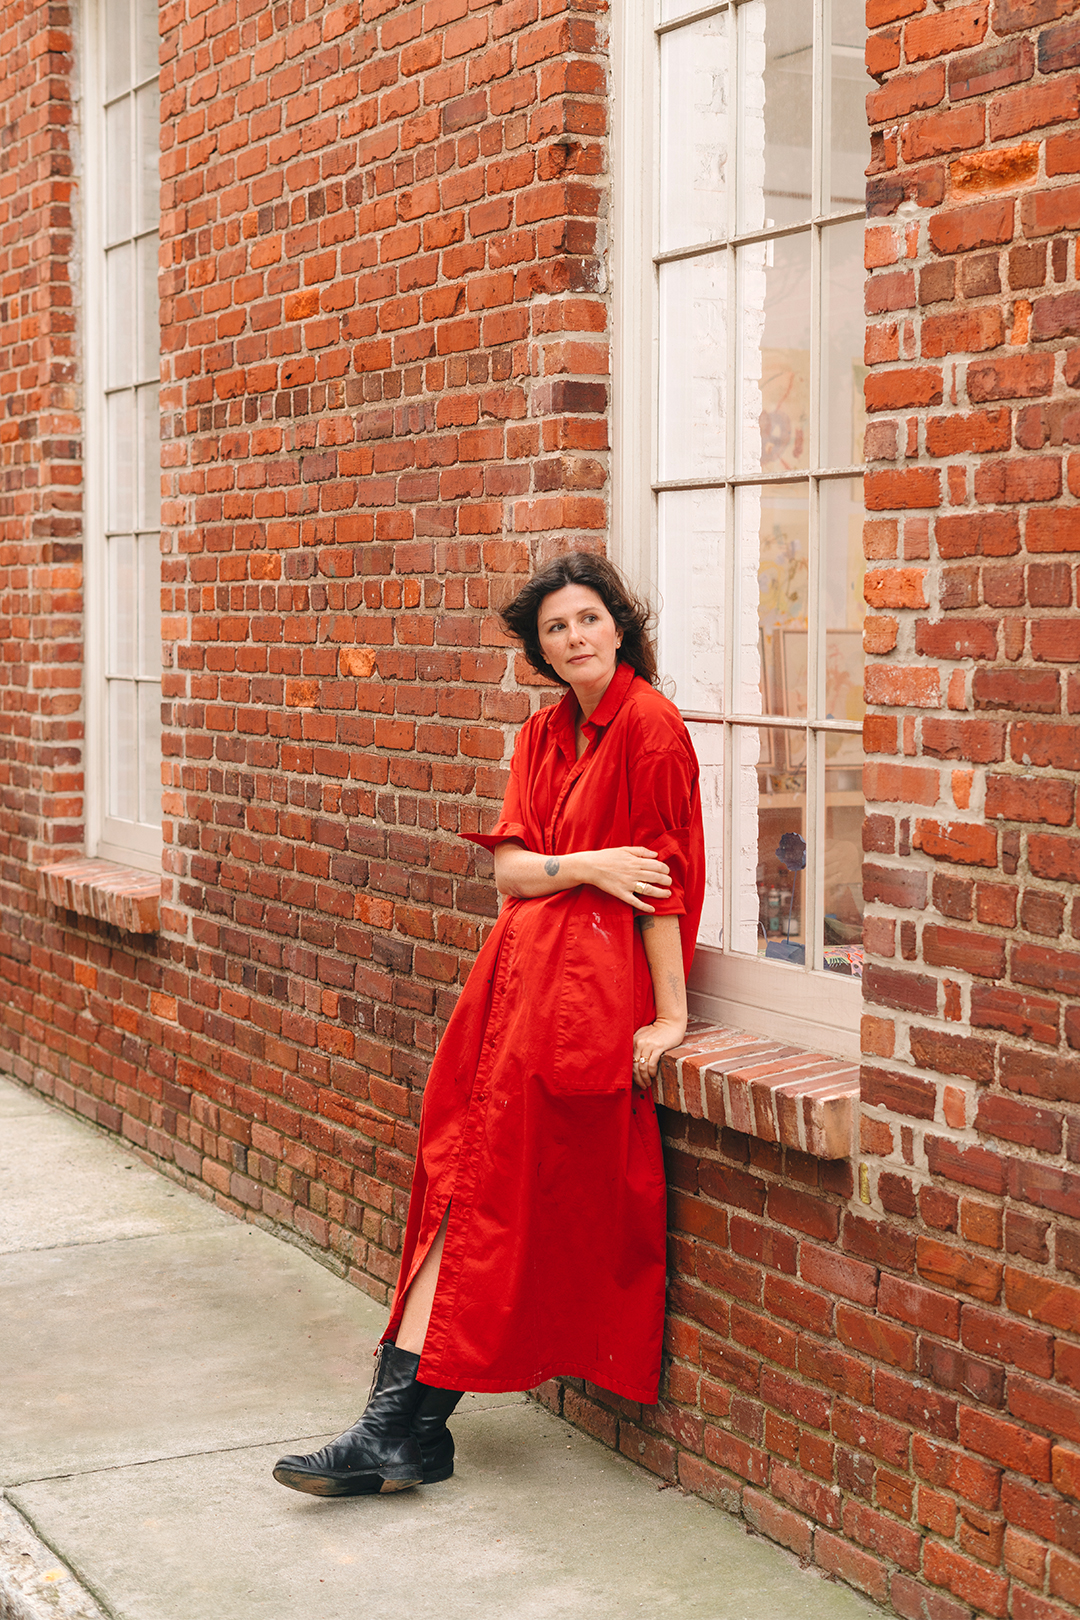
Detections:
[612, 0, 863, 1059]
[81, 0, 162, 875]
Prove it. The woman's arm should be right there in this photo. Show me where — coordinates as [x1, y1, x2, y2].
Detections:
[632, 914, 688, 1090]
[493, 840, 673, 912]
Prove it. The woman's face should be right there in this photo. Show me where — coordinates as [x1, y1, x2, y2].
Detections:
[537, 584, 622, 700]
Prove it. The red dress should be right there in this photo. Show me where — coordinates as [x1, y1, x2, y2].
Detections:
[383, 661, 705, 1403]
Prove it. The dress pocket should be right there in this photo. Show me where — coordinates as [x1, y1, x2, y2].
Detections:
[551, 896, 634, 1094]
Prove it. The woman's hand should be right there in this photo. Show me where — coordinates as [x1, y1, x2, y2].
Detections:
[584, 846, 672, 913]
[632, 1016, 687, 1091]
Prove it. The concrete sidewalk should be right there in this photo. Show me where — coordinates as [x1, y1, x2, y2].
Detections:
[0, 1073, 882, 1620]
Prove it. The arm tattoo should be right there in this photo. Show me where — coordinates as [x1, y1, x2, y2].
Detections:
[544, 857, 560, 877]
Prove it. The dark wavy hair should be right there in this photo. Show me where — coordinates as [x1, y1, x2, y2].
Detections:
[500, 551, 658, 687]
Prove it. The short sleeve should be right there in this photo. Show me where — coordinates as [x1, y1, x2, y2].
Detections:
[460, 722, 532, 852]
[626, 710, 699, 917]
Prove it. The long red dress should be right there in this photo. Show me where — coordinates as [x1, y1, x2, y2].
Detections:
[383, 660, 705, 1403]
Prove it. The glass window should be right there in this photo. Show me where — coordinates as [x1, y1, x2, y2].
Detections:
[88, 0, 162, 868]
[650, 0, 871, 1023]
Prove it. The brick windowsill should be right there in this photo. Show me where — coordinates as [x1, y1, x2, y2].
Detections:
[38, 858, 161, 935]
[654, 1021, 859, 1160]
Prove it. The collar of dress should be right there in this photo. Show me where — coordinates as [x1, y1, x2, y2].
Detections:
[552, 659, 637, 764]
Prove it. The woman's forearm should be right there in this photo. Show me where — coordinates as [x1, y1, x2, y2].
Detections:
[638, 914, 687, 1030]
[493, 843, 595, 899]
[492, 841, 673, 909]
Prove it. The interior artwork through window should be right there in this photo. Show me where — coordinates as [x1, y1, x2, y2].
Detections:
[654, 0, 870, 983]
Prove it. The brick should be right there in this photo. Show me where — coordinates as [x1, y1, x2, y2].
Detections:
[862, 1064, 938, 1120]
[949, 36, 1034, 98]
[967, 353, 1055, 401]
[1005, 1267, 1080, 1333]
[962, 1305, 1054, 1378]
[868, 64, 946, 123]
[993, 77, 1080, 141]
[910, 1026, 995, 1083]
[916, 1237, 1003, 1302]
[959, 1406, 1052, 1481]
[976, 1093, 1063, 1153]
[923, 923, 1005, 978]
[925, 1136, 1008, 1195]
[929, 198, 1014, 255]
[1000, 1044, 1080, 1103]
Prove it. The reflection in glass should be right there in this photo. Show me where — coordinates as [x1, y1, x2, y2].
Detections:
[822, 478, 865, 727]
[660, 11, 729, 253]
[138, 683, 162, 826]
[736, 483, 809, 718]
[137, 235, 159, 383]
[109, 536, 136, 676]
[731, 725, 808, 960]
[828, 0, 873, 213]
[737, 232, 811, 475]
[823, 754, 864, 974]
[106, 244, 133, 389]
[658, 253, 727, 481]
[107, 391, 135, 531]
[108, 681, 137, 821]
[139, 534, 162, 677]
[105, 98, 132, 244]
[136, 0, 159, 83]
[822, 218, 867, 469]
[659, 488, 725, 714]
[687, 720, 724, 950]
[137, 384, 160, 531]
[738, 0, 813, 232]
[105, 0, 131, 100]
[137, 85, 160, 234]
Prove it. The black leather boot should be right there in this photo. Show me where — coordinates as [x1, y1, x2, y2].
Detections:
[413, 1385, 464, 1484]
[272, 1343, 426, 1497]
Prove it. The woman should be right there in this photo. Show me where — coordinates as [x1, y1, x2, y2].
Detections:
[274, 552, 705, 1497]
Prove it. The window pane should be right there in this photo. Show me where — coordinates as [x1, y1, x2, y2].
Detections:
[659, 11, 729, 253]
[138, 683, 162, 826]
[741, 483, 809, 718]
[827, 0, 872, 214]
[107, 391, 135, 532]
[105, 98, 132, 245]
[136, 0, 159, 83]
[136, 84, 160, 234]
[108, 535, 136, 676]
[658, 252, 728, 481]
[105, 0, 132, 100]
[738, 0, 814, 233]
[824, 748, 864, 974]
[821, 217, 867, 469]
[137, 234, 159, 384]
[105, 244, 133, 389]
[658, 487, 725, 713]
[822, 477, 865, 725]
[731, 724, 807, 961]
[137, 384, 160, 531]
[108, 681, 137, 821]
[139, 534, 162, 677]
[737, 231, 811, 475]
[687, 719, 724, 950]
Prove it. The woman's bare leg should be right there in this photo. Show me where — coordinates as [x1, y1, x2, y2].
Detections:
[395, 1207, 449, 1355]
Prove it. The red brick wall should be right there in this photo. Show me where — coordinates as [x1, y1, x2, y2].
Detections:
[0, 0, 83, 870]
[152, 0, 611, 1291]
[853, 0, 1080, 1612]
